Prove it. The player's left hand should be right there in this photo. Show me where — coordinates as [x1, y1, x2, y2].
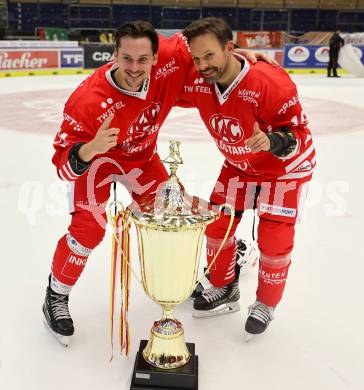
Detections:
[234, 48, 279, 66]
[245, 122, 271, 153]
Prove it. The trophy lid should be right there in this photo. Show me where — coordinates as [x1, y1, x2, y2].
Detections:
[128, 140, 216, 230]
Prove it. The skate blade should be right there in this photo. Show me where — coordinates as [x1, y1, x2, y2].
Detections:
[43, 319, 70, 347]
[193, 302, 240, 318]
[245, 332, 255, 342]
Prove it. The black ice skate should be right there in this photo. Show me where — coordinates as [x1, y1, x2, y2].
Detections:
[192, 271, 240, 318]
[191, 267, 212, 299]
[245, 300, 274, 341]
[191, 239, 258, 299]
[42, 283, 74, 347]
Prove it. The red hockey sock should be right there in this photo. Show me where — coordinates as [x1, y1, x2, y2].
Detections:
[51, 234, 92, 289]
[256, 261, 291, 307]
[207, 237, 237, 287]
[205, 213, 241, 288]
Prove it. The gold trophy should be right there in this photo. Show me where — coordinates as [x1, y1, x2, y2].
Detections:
[108, 140, 234, 390]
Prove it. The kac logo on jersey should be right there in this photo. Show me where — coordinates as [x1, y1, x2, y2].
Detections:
[128, 102, 161, 139]
[209, 114, 244, 144]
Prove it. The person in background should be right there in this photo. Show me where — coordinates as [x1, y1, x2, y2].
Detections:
[327, 29, 345, 78]
[99, 31, 114, 44]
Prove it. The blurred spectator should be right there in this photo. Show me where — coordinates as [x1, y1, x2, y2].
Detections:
[327, 30, 345, 78]
[99, 31, 113, 44]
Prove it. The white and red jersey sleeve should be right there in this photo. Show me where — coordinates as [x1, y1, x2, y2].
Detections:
[250, 66, 315, 179]
[52, 89, 95, 181]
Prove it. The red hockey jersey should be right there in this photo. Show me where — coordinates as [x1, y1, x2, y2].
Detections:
[178, 56, 316, 182]
[53, 33, 192, 181]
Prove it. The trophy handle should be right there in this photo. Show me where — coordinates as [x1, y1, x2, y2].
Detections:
[195, 203, 235, 285]
[107, 200, 142, 284]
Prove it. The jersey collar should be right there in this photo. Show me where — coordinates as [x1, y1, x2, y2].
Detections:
[214, 54, 250, 105]
[106, 62, 150, 100]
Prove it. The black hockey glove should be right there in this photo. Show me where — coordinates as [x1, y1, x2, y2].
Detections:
[68, 142, 91, 175]
[267, 127, 298, 158]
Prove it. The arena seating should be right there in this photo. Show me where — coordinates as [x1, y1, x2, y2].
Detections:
[4, 0, 364, 37]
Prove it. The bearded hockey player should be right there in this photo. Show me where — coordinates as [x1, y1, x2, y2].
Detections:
[181, 18, 315, 338]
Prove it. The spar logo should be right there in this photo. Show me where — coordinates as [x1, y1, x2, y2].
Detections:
[128, 102, 161, 139]
[315, 47, 330, 63]
[287, 46, 310, 63]
[209, 114, 244, 144]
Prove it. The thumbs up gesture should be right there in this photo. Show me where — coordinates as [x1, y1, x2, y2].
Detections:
[244, 122, 270, 153]
[78, 115, 120, 162]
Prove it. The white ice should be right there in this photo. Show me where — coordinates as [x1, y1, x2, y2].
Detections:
[0, 74, 363, 390]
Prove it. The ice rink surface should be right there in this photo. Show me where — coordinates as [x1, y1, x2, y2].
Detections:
[1, 73, 363, 390]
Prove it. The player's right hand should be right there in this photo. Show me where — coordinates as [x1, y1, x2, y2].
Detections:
[90, 114, 120, 154]
[245, 122, 270, 153]
[78, 115, 120, 162]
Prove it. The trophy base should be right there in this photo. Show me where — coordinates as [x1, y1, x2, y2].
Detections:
[130, 340, 198, 390]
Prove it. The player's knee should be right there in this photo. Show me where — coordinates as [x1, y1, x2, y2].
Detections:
[206, 214, 241, 240]
[258, 219, 294, 266]
[69, 223, 106, 250]
[66, 233, 93, 257]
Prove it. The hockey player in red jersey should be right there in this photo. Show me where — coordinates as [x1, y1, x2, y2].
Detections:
[181, 18, 315, 338]
[43, 20, 274, 346]
[43, 21, 196, 346]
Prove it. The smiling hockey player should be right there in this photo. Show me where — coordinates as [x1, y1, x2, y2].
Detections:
[181, 18, 316, 338]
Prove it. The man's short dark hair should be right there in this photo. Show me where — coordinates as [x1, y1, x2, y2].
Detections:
[114, 21, 159, 54]
[183, 17, 233, 48]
